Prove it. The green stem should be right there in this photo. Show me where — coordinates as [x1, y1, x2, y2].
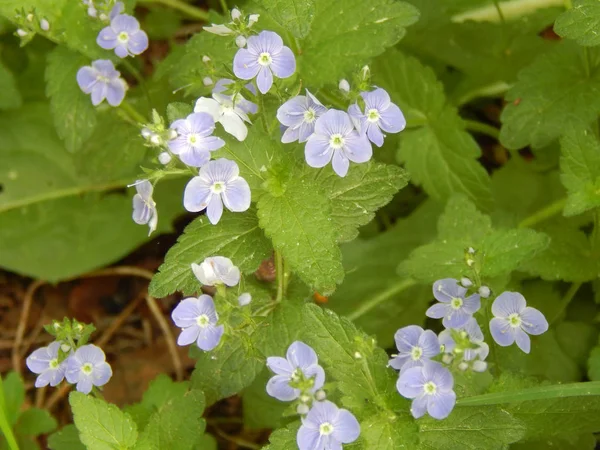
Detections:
[137, 0, 209, 20]
[0, 376, 19, 450]
[219, 0, 228, 14]
[455, 81, 511, 107]
[120, 59, 151, 106]
[463, 119, 500, 140]
[275, 251, 285, 303]
[451, 0, 564, 23]
[119, 101, 147, 124]
[348, 279, 417, 321]
[518, 197, 566, 229]
[493, 0, 506, 22]
[256, 89, 269, 133]
[550, 282, 581, 324]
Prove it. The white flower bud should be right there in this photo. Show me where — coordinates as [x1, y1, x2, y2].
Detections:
[458, 362, 468, 371]
[361, 65, 370, 79]
[296, 404, 310, 415]
[16, 28, 28, 37]
[141, 127, 152, 139]
[61, 343, 71, 352]
[202, 55, 211, 63]
[150, 134, 162, 146]
[472, 361, 487, 372]
[203, 76, 213, 86]
[354, 351, 362, 359]
[88, 6, 98, 17]
[442, 354, 453, 365]
[479, 286, 491, 298]
[460, 277, 472, 287]
[40, 18, 49, 31]
[235, 35, 247, 48]
[168, 129, 177, 140]
[299, 394, 311, 403]
[315, 390, 326, 401]
[466, 258, 474, 267]
[158, 152, 172, 165]
[26, 13, 34, 22]
[238, 292, 252, 306]
[203, 24, 235, 36]
[467, 247, 475, 254]
[338, 79, 350, 93]
[230, 8, 242, 21]
[248, 14, 260, 27]
[99, 12, 108, 21]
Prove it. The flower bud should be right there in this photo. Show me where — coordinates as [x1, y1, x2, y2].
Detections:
[150, 134, 162, 146]
[442, 354, 453, 365]
[361, 65, 370, 80]
[26, 13, 34, 22]
[238, 292, 252, 306]
[479, 286, 491, 298]
[460, 277, 472, 287]
[296, 404, 310, 415]
[40, 18, 50, 31]
[299, 394, 311, 403]
[472, 361, 487, 372]
[16, 28, 28, 37]
[168, 129, 178, 140]
[354, 351, 362, 359]
[88, 6, 97, 17]
[248, 14, 260, 27]
[235, 35, 247, 48]
[203, 77, 213, 86]
[99, 12, 108, 21]
[338, 79, 350, 93]
[458, 362, 468, 371]
[158, 152, 172, 165]
[202, 55, 211, 63]
[61, 343, 71, 353]
[231, 8, 242, 21]
[141, 127, 152, 139]
[315, 390, 326, 401]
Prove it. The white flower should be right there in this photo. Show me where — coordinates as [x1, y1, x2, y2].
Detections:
[235, 35, 247, 48]
[203, 23, 235, 36]
[191, 256, 240, 287]
[194, 93, 252, 141]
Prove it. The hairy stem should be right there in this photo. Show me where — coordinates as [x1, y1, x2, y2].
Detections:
[275, 250, 285, 303]
[0, 376, 19, 450]
[517, 197, 567, 229]
[348, 279, 417, 321]
[463, 119, 500, 140]
[138, 0, 209, 20]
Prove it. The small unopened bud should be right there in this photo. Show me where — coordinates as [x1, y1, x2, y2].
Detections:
[479, 286, 491, 298]
[235, 34, 247, 48]
[442, 354, 453, 365]
[339, 79, 350, 93]
[60, 343, 71, 353]
[231, 8, 242, 21]
[472, 361, 487, 372]
[458, 362, 468, 371]
[150, 134, 162, 146]
[354, 351, 362, 359]
[248, 14, 260, 26]
[202, 55, 211, 63]
[26, 13, 34, 22]
[467, 247, 475, 254]
[315, 390, 326, 401]
[99, 12, 108, 21]
[40, 18, 49, 31]
[88, 6, 98, 17]
[203, 76, 213, 86]
[466, 258, 474, 267]
[168, 129, 177, 140]
[460, 277, 472, 288]
[141, 127, 152, 139]
[16, 28, 28, 37]
[158, 152, 172, 165]
[299, 394, 311, 403]
[53, 322, 61, 330]
[361, 65, 370, 79]
[296, 404, 310, 415]
[238, 292, 252, 306]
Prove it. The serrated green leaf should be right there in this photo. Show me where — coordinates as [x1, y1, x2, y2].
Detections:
[2, 372, 24, 427]
[0, 59, 21, 110]
[299, 0, 419, 87]
[264, 422, 300, 450]
[438, 195, 492, 241]
[149, 210, 271, 297]
[258, 177, 344, 295]
[166, 102, 193, 123]
[555, 0, 600, 46]
[372, 50, 492, 208]
[251, 0, 315, 38]
[500, 41, 600, 149]
[48, 425, 85, 450]
[14, 408, 57, 437]
[417, 407, 525, 450]
[70, 392, 138, 450]
[560, 127, 600, 216]
[46, 46, 97, 153]
[307, 161, 409, 243]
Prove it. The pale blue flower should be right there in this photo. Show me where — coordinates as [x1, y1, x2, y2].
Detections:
[97, 14, 148, 58]
[426, 278, 480, 328]
[131, 180, 157, 236]
[490, 292, 548, 354]
[26, 342, 67, 388]
[389, 325, 440, 373]
[171, 295, 224, 351]
[65, 345, 112, 394]
[297, 400, 360, 450]
[77, 60, 126, 106]
[277, 90, 327, 143]
[168, 113, 225, 167]
[233, 31, 296, 94]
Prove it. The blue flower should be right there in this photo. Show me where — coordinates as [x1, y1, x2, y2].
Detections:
[97, 14, 148, 58]
[305, 109, 372, 177]
[397, 361, 456, 420]
[348, 88, 406, 147]
[277, 90, 327, 143]
[183, 159, 251, 224]
[297, 400, 360, 450]
[131, 180, 157, 236]
[426, 278, 481, 328]
[489, 291, 548, 353]
[171, 295, 224, 351]
[191, 256, 240, 287]
[168, 113, 225, 167]
[26, 342, 67, 388]
[389, 325, 440, 373]
[266, 341, 325, 401]
[65, 345, 112, 394]
[233, 31, 296, 94]
[76, 60, 126, 106]
[213, 78, 258, 115]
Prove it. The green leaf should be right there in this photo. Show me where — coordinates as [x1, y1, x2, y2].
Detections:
[2, 372, 24, 427]
[48, 425, 86, 450]
[560, 126, 600, 216]
[589, 346, 600, 381]
[0, 60, 21, 110]
[555, 0, 600, 46]
[417, 407, 525, 449]
[500, 41, 600, 149]
[372, 50, 492, 209]
[242, 369, 288, 429]
[258, 177, 344, 295]
[511, 434, 597, 450]
[307, 161, 409, 243]
[144, 6, 182, 40]
[166, 102, 193, 123]
[69, 392, 138, 450]
[46, 46, 97, 153]
[149, 210, 271, 297]
[299, 0, 419, 87]
[251, 0, 315, 38]
[264, 422, 300, 450]
[14, 408, 57, 437]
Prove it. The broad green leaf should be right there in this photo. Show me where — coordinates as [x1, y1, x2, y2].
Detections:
[298, 0, 419, 87]
[372, 50, 492, 208]
[555, 322, 598, 370]
[257, 177, 344, 295]
[48, 425, 86, 450]
[264, 422, 300, 450]
[2, 372, 24, 427]
[149, 210, 271, 297]
[46, 46, 97, 153]
[417, 407, 525, 449]
[589, 345, 600, 381]
[242, 369, 288, 429]
[555, 0, 600, 46]
[500, 41, 600, 149]
[0, 60, 21, 110]
[251, 0, 315, 38]
[559, 127, 600, 216]
[70, 392, 138, 450]
[307, 161, 410, 243]
[14, 408, 57, 437]
[511, 434, 597, 450]
[144, 6, 182, 40]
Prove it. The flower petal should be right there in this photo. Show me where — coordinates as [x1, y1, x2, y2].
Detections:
[271, 46, 296, 79]
[177, 325, 201, 346]
[277, 96, 307, 127]
[397, 366, 425, 398]
[219, 112, 248, 141]
[194, 97, 222, 121]
[297, 424, 322, 450]
[489, 317, 516, 347]
[410, 395, 428, 419]
[267, 374, 298, 401]
[362, 88, 391, 111]
[520, 307, 549, 336]
[266, 356, 294, 375]
[197, 325, 224, 351]
[233, 48, 260, 80]
[172, 298, 203, 327]
[97, 26, 117, 50]
[183, 177, 212, 212]
[419, 330, 441, 358]
[492, 291, 526, 318]
[442, 308, 471, 329]
[428, 390, 456, 420]
[332, 409, 360, 444]
[305, 364, 326, 392]
[343, 133, 372, 163]
[92, 362, 112, 387]
[432, 279, 465, 303]
[222, 177, 251, 212]
[178, 148, 211, 167]
[106, 79, 126, 106]
[366, 124, 384, 147]
[514, 327, 531, 353]
[256, 66, 274, 94]
[331, 150, 350, 177]
[282, 126, 300, 143]
[206, 195, 224, 225]
[76, 377, 94, 394]
[379, 103, 406, 133]
[305, 135, 333, 168]
[128, 29, 148, 55]
[394, 325, 424, 353]
[286, 341, 318, 368]
[462, 294, 481, 314]
[77, 66, 98, 93]
[425, 303, 449, 320]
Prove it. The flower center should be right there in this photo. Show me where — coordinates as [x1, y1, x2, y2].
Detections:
[367, 108, 380, 123]
[319, 422, 334, 436]
[450, 297, 463, 310]
[423, 381, 437, 395]
[49, 358, 59, 369]
[196, 314, 210, 327]
[304, 108, 316, 123]
[508, 313, 522, 328]
[188, 133, 199, 145]
[329, 133, 345, 149]
[117, 31, 129, 43]
[410, 346, 423, 361]
[290, 368, 303, 382]
[258, 52, 272, 66]
[211, 182, 225, 194]
[81, 363, 93, 375]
